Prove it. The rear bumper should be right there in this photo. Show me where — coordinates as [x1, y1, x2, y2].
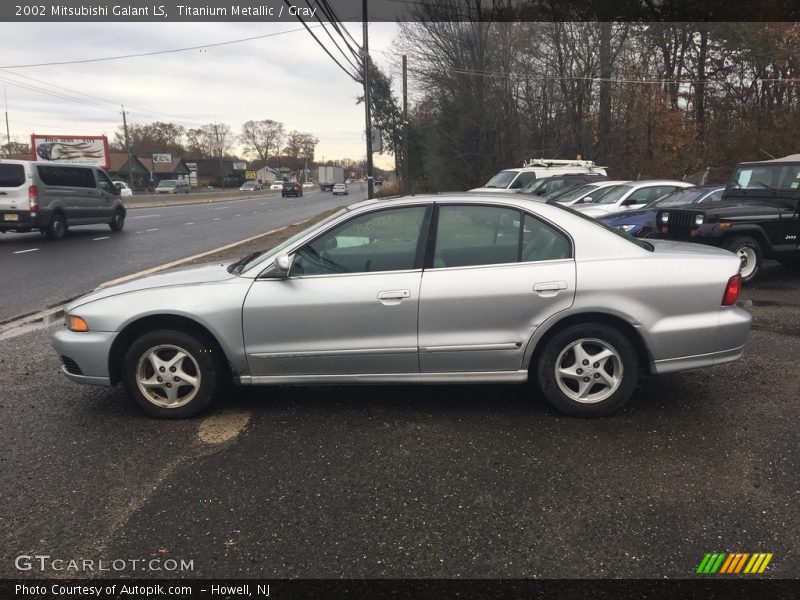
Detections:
[651, 306, 751, 374]
[0, 210, 48, 231]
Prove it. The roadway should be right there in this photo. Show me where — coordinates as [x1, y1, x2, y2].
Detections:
[0, 184, 365, 323]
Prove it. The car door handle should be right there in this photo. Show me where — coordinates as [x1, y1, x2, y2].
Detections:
[377, 289, 411, 301]
[534, 281, 568, 293]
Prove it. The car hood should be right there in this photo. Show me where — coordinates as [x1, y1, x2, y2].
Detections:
[67, 261, 238, 310]
[598, 208, 656, 223]
[575, 205, 615, 217]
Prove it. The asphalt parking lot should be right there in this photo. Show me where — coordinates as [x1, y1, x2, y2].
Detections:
[0, 261, 798, 579]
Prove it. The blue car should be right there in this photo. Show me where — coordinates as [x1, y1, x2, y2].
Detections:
[598, 185, 725, 237]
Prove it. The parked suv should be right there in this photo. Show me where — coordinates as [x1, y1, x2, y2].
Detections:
[469, 158, 607, 193]
[155, 179, 190, 194]
[656, 155, 800, 282]
[521, 173, 609, 197]
[0, 159, 126, 239]
[282, 181, 303, 197]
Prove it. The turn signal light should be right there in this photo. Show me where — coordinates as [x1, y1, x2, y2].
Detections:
[66, 315, 89, 332]
[722, 274, 741, 306]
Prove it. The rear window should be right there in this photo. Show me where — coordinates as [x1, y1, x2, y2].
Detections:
[37, 165, 96, 188]
[0, 164, 25, 187]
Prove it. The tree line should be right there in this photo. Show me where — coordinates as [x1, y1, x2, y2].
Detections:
[365, 6, 800, 191]
[109, 120, 319, 171]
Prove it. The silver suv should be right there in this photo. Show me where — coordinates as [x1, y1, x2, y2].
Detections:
[0, 159, 126, 239]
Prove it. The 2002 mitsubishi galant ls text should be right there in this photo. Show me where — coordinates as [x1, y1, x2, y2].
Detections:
[52, 195, 751, 419]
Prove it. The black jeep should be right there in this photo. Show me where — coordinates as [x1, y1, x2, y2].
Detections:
[655, 156, 800, 282]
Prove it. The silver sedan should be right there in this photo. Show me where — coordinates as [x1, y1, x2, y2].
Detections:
[52, 195, 751, 418]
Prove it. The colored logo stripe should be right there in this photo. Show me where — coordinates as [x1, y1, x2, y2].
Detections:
[698, 552, 773, 574]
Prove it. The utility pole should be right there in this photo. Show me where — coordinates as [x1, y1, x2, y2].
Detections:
[213, 122, 225, 190]
[402, 55, 409, 195]
[121, 106, 134, 191]
[362, 0, 374, 199]
[4, 86, 10, 157]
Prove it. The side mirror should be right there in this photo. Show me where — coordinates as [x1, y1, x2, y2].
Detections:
[576, 196, 592, 204]
[622, 198, 639, 206]
[259, 254, 292, 279]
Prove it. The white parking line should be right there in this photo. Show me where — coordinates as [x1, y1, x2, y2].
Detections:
[185, 222, 194, 225]
[213, 206, 231, 210]
[132, 214, 161, 219]
[213, 217, 221, 221]
[235, 214, 242, 217]
[92, 236, 110, 241]
[13, 248, 39, 254]
[145, 228, 159, 232]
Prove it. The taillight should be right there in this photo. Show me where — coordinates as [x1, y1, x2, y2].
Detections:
[28, 185, 38, 213]
[722, 274, 741, 306]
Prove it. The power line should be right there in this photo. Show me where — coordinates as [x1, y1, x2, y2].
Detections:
[314, 0, 362, 61]
[0, 25, 325, 69]
[284, 0, 360, 83]
[306, 1, 361, 72]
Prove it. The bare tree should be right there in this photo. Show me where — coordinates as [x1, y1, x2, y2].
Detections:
[240, 119, 285, 162]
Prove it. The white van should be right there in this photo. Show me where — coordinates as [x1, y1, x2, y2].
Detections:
[470, 158, 608, 193]
[0, 159, 126, 239]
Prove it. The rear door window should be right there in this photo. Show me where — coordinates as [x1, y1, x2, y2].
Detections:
[0, 164, 25, 187]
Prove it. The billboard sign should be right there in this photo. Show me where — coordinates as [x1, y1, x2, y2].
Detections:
[245, 170, 257, 180]
[233, 161, 247, 171]
[186, 162, 198, 186]
[152, 153, 172, 163]
[31, 135, 109, 169]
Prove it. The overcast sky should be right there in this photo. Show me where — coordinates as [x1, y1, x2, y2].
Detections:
[0, 22, 401, 168]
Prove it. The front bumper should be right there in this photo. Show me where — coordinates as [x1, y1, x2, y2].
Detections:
[52, 328, 117, 387]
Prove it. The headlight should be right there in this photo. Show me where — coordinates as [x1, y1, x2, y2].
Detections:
[617, 224, 636, 232]
[659, 212, 669, 224]
[65, 314, 89, 332]
[694, 214, 704, 226]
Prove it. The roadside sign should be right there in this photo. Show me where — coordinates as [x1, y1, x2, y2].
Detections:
[152, 153, 172, 163]
[233, 161, 247, 171]
[245, 170, 257, 180]
[31, 135, 109, 169]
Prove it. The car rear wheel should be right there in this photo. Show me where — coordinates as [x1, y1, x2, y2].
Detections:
[45, 212, 67, 240]
[109, 208, 125, 231]
[723, 236, 762, 283]
[536, 324, 638, 417]
[122, 329, 221, 418]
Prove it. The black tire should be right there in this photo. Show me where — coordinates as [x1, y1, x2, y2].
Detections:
[535, 323, 639, 417]
[45, 212, 67, 240]
[722, 236, 762, 283]
[121, 329, 222, 419]
[109, 208, 125, 232]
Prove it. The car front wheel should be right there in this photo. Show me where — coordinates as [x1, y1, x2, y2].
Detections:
[536, 323, 638, 417]
[122, 329, 221, 418]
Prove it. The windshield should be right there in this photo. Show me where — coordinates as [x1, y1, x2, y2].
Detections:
[520, 178, 547, 194]
[650, 188, 708, 208]
[157, 180, 176, 187]
[552, 202, 654, 252]
[730, 163, 800, 190]
[228, 207, 350, 274]
[483, 170, 519, 189]
[553, 184, 598, 203]
[594, 184, 634, 204]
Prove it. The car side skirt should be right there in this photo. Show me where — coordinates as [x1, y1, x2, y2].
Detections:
[237, 370, 529, 385]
